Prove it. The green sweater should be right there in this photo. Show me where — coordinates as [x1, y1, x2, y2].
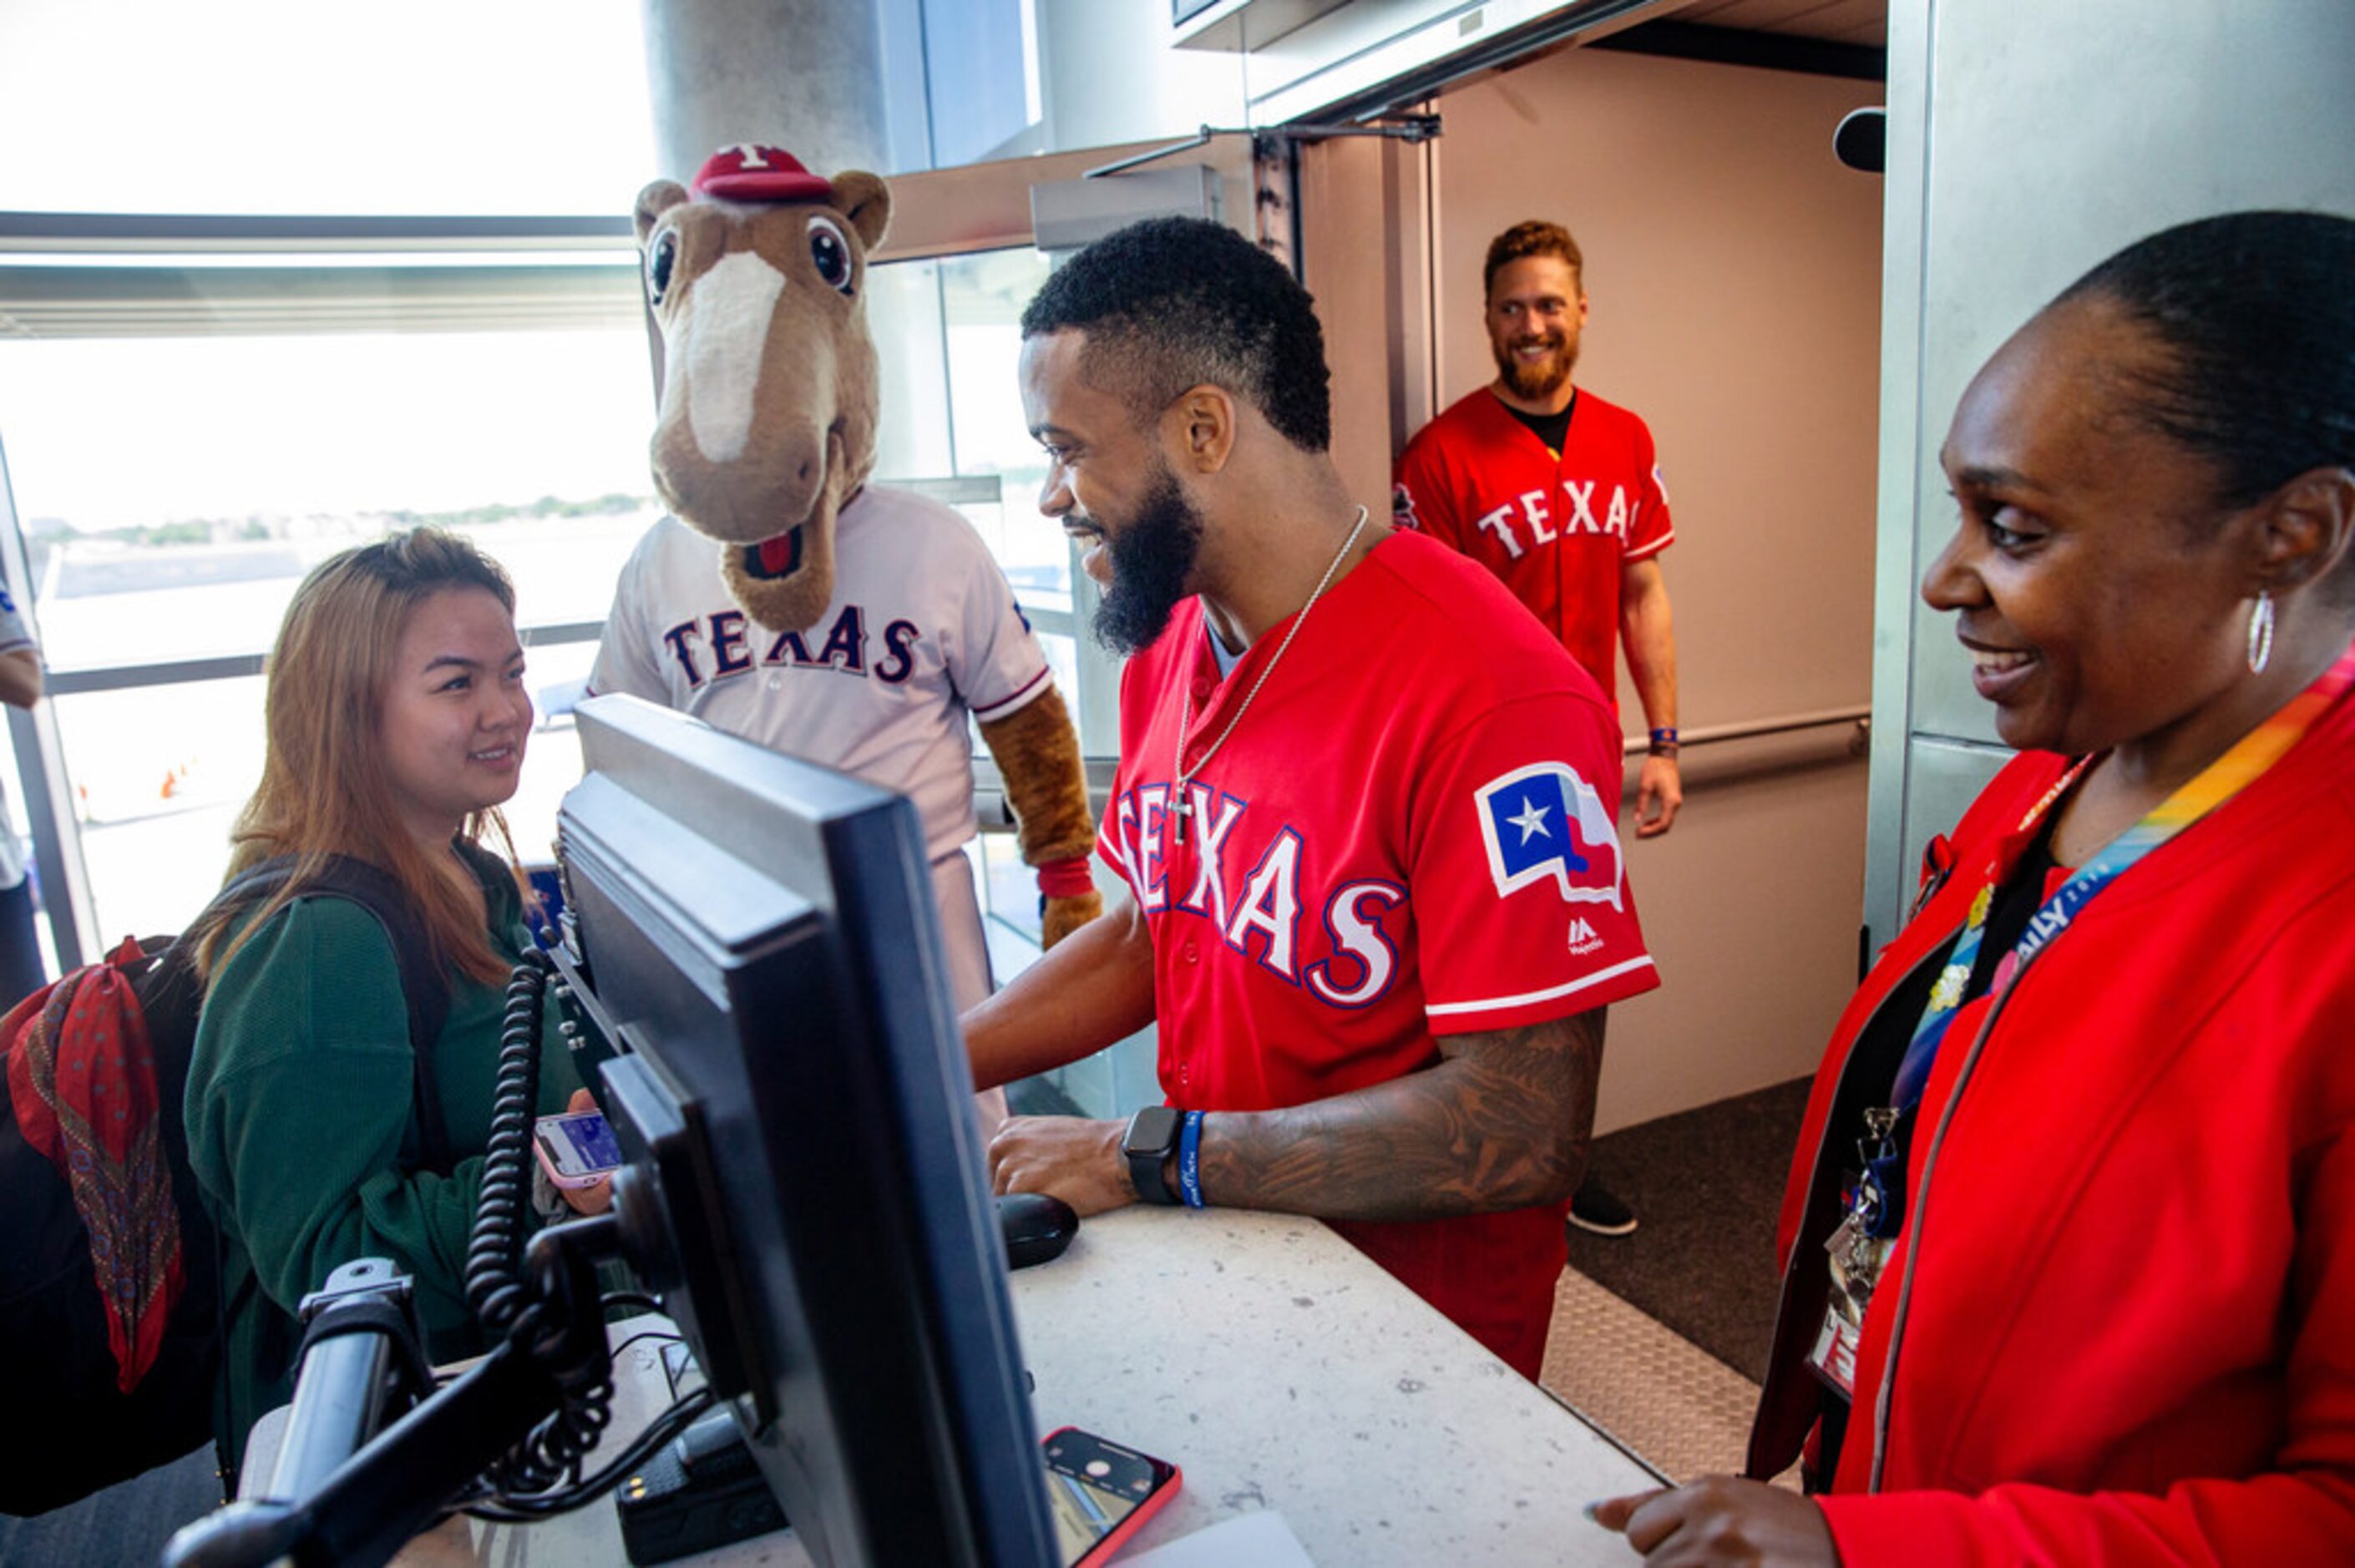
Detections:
[185, 847, 580, 1464]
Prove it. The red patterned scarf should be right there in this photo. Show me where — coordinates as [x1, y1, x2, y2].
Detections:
[3, 936, 183, 1392]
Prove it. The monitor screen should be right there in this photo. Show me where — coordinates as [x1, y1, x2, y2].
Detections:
[558, 693, 1057, 1567]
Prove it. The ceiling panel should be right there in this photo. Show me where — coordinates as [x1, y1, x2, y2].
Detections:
[1669, 0, 1886, 47]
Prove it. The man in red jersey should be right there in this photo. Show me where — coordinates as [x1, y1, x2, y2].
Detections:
[1395, 220, 1683, 1239]
[968, 216, 1659, 1379]
[1395, 220, 1682, 839]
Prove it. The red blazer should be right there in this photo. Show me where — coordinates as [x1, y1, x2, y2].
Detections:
[1750, 688, 2355, 1563]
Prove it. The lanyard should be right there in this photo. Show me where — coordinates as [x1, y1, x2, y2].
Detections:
[1886, 756, 2089, 1115]
[1855, 640, 2355, 1242]
[1894, 640, 2355, 1114]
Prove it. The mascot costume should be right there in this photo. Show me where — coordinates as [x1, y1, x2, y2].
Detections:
[590, 144, 1102, 1127]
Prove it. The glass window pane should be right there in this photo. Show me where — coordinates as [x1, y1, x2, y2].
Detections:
[53, 680, 261, 941]
[922, 0, 1041, 167]
[3, 230, 1100, 953]
[868, 260, 956, 483]
[505, 639, 600, 871]
[0, 277, 658, 938]
[54, 638, 593, 943]
[0, 317, 655, 670]
[940, 249, 1064, 606]
[864, 244, 1105, 775]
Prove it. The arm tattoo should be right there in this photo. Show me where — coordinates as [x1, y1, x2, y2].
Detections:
[1193, 1009, 1604, 1223]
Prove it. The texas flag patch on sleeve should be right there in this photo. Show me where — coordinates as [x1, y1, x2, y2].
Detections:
[1474, 762, 1624, 911]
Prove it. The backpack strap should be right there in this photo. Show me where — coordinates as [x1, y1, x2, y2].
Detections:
[210, 855, 459, 1175]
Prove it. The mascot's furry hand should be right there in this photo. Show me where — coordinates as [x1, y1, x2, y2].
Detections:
[979, 688, 1102, 948]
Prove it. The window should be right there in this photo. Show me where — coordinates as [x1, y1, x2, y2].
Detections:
[0, 265, 654, 941]
[920, 0, 1046, 167]
[864, 244, 1102, 951]
[0, 230, 1111, 962]
[0, 0, 1117, 966]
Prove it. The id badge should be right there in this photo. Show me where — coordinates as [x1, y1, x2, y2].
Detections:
[1807, 1302, 1861, 1399]
[1811, 1211, 1881, 1400]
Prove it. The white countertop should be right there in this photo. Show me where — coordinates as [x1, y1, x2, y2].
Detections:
[1022, 1206, 1654, 1563]
[251, 1206, 1654, 1565]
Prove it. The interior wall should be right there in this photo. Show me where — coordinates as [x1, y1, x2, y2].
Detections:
[1296, 132, 1431, 532]
[1428, 46, 1884, 728]
[1304, 43, 1885, 1131]
[1864, 0, 2355, 951]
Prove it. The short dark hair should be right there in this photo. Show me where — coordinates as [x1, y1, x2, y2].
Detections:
[2057, 210, 2355, 513]
[1020, 216, 1331, 453]
[1484, 220, 1583, 298]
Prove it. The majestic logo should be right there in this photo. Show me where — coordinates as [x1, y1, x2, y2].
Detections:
[1566, 916, 1604, 954]
[1474, 762, 1623, 910]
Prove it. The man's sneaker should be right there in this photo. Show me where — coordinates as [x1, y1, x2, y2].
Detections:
[1567, 1179, 1638, 1237]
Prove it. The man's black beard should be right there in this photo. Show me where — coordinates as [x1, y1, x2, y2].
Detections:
[1495, 336, 1576, 402]
[1091, 468, 1207, 656]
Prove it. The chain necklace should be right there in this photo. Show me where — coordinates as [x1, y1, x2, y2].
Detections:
[1170, 503, 1371, 846]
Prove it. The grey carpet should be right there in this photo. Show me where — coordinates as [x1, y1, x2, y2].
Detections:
[0, 1446, 222, 1566]
[1567, 1077, 1814, 1384]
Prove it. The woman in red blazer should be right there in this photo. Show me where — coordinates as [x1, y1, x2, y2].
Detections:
[1598, 211, 2355, 1564]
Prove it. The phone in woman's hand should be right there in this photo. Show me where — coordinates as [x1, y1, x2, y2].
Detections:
[533, 1110, 620, 1191]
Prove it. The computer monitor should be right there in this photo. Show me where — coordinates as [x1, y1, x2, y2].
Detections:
[557, 693, 1057, 1567]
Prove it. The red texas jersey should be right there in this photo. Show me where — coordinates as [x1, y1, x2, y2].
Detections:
[1097, 529, 1658, 1375]
[1392, 387, 1673, 701]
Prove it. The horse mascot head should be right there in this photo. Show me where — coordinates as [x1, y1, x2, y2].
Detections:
[635, 144, 886, 633]
[628, 145, 1103, 950]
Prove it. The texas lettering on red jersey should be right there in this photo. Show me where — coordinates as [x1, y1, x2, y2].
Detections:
[1394, 387, 1672, 696]
[1097, 533, 1659, 1117]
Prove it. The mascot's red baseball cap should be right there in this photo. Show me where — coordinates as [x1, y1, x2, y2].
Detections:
[691, 144, 832, 203]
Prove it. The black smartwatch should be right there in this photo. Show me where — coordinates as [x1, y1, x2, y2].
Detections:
[1122, 1105, 1185, 1206]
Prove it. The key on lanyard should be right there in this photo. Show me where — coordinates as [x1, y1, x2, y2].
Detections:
[1855, 1107, 1905, 1241]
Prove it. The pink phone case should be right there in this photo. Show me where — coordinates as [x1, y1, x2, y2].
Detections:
[533, 1114, 615, 1191]
[1047, 1426, 1182, 1565]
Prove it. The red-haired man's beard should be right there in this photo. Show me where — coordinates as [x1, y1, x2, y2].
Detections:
[1495, 332, 1577, 402]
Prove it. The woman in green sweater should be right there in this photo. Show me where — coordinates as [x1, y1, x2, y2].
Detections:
[184, 528, 585, 1466]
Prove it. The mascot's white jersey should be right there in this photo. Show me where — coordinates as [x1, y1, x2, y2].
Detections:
[590, 485, 1056, 1041]
[591, 485, 1055, 859]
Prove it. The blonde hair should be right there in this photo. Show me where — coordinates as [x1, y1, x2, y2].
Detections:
[197, 528, 524, 986]
[1484, 220, 1583, 298]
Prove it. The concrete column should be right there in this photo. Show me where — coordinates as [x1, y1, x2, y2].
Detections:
[640, 0, 894, 182]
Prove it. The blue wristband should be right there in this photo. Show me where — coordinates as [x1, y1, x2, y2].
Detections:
[1648, 726, 1679, 748]
[1178, 1110, 1206, 1210]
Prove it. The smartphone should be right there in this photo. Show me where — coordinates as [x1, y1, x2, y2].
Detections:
[1041, 1427, 1180, 1566]
[532, 1110, 621, 1190]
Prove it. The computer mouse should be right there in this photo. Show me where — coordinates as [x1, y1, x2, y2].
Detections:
[997, 1192, 1079, 1270]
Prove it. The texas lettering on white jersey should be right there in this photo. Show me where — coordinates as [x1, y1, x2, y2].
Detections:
[590, 487, 1054, 863]
[651, 602, 928, 688]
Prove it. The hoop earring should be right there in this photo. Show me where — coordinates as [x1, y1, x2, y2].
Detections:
[2247, 590, 2276, 675]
